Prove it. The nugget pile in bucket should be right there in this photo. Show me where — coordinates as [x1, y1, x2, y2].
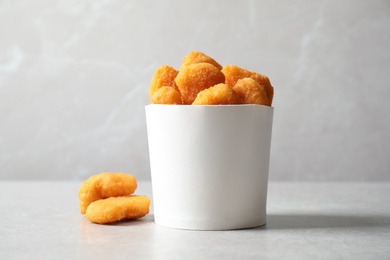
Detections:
[149, 51, 274, 106]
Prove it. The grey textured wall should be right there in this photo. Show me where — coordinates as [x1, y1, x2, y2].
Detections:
[1, 0, 389, 181]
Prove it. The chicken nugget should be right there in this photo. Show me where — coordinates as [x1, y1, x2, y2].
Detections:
[222, 65, 274, 105]
[86, 195, 150, 224]
[192, 83, 242, 105]
[175, 63, 225, 104]
[180, 51, 223, 70]
[232, 78, 271, 106]
[151, 86, 182, 104]
[78, 172, 137, 214]
[149, 65, 179, 100]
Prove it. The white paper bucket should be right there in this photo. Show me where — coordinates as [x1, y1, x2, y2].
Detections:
[145, 104, 273, 230]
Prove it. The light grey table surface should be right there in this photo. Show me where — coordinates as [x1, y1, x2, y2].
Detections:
[1, 181, 389, 260]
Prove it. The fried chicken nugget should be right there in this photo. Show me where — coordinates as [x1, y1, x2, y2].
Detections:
[149, 65, 179, 100]
[222, 65, 274, 105]
[86, 195, 150, 224]
[175, 63, 225, 104]
[78, 173, 137, 214]
[192, 83, 242, 105]
[232, 78, 271, 106]
[180, 51, 223, 70]
[151, 86, 182, 104]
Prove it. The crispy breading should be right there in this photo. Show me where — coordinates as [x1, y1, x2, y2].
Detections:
[151, 86, 182, 104]
[192, 83, 242, 105]
[175, 63, 225, 104]
[222, 65, 274, 105]
[180, 51, 222, 70]
[232, 78, 271, 106]
[149, 65, 179, 100]
[86, 196, 150, 224]
[78, 172, 137, 214]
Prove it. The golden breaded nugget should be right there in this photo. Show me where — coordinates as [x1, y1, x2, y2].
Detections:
[175, 63, 225, 104]
[78, 173, 137, 214]
[180, 51, 223, 70]
[149, 65, 179, 100]
[86, 195, 150, 224]
[222, 65, 274, 104]
[151, 86, 182, 104]
[232, 78, 271, 106]
[192, 83, 242, 105]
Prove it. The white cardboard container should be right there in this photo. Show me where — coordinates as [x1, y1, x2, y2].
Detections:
[145, 104, 273, 230]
